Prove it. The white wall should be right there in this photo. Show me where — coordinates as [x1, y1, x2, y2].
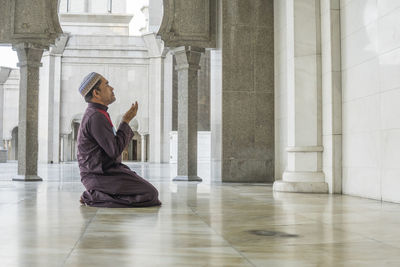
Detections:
[169, 131, 211, 163]
[341, 0, 400, 202]
[2, 69, 19, 140]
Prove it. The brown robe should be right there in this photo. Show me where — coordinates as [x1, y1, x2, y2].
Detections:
[77, 102, 161, 208]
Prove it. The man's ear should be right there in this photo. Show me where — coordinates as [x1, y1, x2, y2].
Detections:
[92, 88, 100, 98]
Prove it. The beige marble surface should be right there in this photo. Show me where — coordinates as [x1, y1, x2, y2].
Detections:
[1, 161, 400, 266]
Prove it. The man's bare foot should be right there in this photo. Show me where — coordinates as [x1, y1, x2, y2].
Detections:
[79, 197, 86, 206]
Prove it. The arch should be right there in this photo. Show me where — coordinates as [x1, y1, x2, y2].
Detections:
[10, 126, 18, 160]
[7, 124, 18, 140]
[122, 131, 142, 162]
[129, 118, 139, 132]
[65, 113, 83, 161]
[70, 113, 83, 126]
[115, 115, 140, 132]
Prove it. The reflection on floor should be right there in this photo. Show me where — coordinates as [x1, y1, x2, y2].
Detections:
[1, 162, 400, 266]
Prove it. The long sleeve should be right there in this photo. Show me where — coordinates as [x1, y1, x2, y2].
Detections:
[89, 112, 133, 160]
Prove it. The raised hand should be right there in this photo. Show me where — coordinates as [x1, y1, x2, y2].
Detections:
[122, 101, 138, 124]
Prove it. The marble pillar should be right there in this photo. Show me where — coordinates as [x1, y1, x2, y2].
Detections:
[321, 0, 342, 194]
[0, 67, 12, 162]
[162, 51, 174, 162]
[141, 134, 147, 162]
[143, 33, 166, 163]
[39, 35, 68, 164]
[12, 43, 44, 181]
[173, 46, 204, 182]
[39, 52, 62, 163]
[148, 56, 164, 163]
[273, 0, 328, 193]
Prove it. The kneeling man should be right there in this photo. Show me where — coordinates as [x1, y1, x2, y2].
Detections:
[77, 72, 161, 207]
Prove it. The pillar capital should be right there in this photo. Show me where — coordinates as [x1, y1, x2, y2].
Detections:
[12, 43, 45, 68]
[173, 46, 205, 71]
[158, 0, 216, 48]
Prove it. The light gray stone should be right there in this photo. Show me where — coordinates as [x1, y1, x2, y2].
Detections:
[173, 46, 204, 182]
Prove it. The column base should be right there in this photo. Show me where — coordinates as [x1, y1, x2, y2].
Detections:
[173, 175, 202, 182]
[273, 180, 328, 193]
[12, 175, 43, 182]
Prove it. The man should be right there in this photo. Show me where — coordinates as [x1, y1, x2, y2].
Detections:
[77, 72, 161, 207]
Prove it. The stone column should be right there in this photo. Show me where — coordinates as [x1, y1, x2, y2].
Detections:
[141, 134, 147, 162]
[12, 43, 44, 181]
[173, 46, 204, 182]
[214, 0, 274, 183]
[273, 0, 328, 193]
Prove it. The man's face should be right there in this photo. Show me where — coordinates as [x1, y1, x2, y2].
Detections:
[95, 77, 116, 105]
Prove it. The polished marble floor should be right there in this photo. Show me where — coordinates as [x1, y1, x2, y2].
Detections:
[1, 162, 400, 266]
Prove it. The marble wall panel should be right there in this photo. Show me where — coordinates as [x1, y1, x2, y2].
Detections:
[379, 48, 400, 92]
[342, 0, 400, 202]
[342, 167, 381, 199]
[382, 169, 400, 203]
[342, 58, 379, 101]
[342, 132, 380, 168]
[380, 89, 400, 130]
[340, 0, 377, 38]
[377, 7, 400, 54]
[377, 0, 400, 16]
[341, 23, 378, 70]
[90, 0, 109, 13]
[342, 95, 380, 134]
